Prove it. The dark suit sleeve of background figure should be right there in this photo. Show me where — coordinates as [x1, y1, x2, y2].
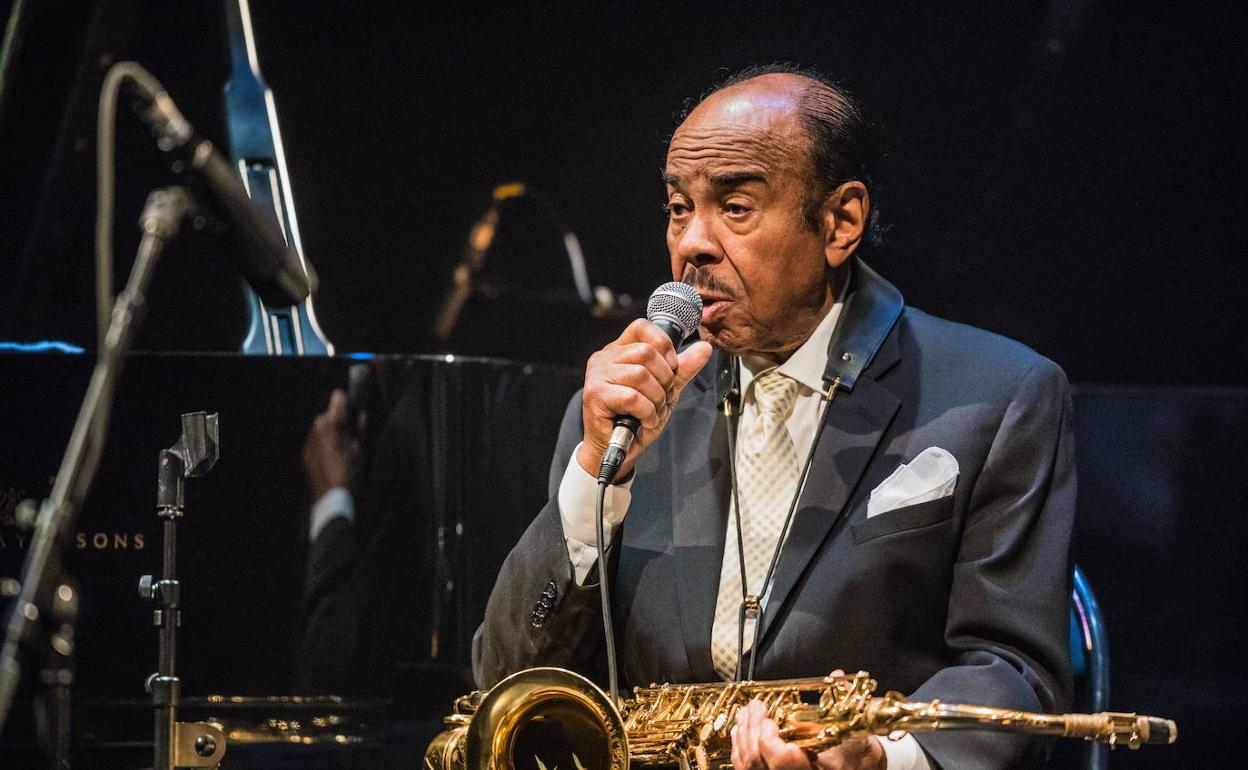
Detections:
[294, 516, 359, 692]
[472, 391, 610, 690]
[910, 358, 1077, 770]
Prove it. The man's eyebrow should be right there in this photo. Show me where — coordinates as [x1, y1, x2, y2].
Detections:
[709, 171, 767, 188]
[661, 170, 769, 188]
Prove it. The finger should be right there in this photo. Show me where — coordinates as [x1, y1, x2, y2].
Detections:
[813, 745, 849, 770]
[731, 724, 746, 770]
[590, 384, 660, 428]
[733, 704, 750, 757]
[603, 362, 668, 410]
[746, 701, 772, 768]
[672, 340, 714, 397]
[734, 704, 758, 768]
[814, 747, 844, 770]
[326, 388, 348, 420]
[758, 718, 810, 770]
[815, 738, 878, 770]
[616, 317, 652, 342]
[612, 342, 678, 390]
[619, 319, 679, 368]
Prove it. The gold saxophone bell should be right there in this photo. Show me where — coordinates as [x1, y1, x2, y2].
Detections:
[425, 667, 1177, 770]
[425, 668, 628, 770]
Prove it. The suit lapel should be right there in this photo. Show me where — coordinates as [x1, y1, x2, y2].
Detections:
[670, 356, 731, 683]
[754, 374, 900, 647]
[755, 260, 905, 649]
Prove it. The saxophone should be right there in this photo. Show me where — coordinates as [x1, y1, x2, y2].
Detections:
[424, 667, 1176, 770]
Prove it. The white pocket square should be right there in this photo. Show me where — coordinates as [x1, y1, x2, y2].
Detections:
[867, 447, 959, 518]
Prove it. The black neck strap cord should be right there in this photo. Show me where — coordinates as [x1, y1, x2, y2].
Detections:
[718, 358, 749, 681]
[721, 355, 843, 681]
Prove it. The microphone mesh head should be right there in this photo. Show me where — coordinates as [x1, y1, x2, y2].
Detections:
[647, 282, 704, 339]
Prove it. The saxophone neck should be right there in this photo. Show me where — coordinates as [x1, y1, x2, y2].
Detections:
[858, 695, 1178, 750]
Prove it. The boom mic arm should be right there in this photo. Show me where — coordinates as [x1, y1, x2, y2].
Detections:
[117, 62, 313, 308]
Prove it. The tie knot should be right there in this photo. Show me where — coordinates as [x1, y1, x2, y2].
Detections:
[751, 368, 799, 419]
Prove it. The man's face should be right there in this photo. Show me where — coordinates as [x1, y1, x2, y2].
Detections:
[664, 76, 836, 358]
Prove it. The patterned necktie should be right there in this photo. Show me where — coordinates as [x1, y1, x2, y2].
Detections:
[710, 367, 802, 680]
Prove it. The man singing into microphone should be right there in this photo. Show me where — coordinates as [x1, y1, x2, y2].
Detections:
[474, 64, 1074, 770]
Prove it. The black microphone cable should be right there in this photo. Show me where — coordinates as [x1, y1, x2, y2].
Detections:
[593, 281, 702, 703]
[595, 478, 619, 705]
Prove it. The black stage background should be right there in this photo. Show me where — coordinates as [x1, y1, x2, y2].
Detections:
[1, 1, 1244, 382]
[1, 2, 1245, 768]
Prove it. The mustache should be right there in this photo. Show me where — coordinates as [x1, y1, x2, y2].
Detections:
[679, 265, 736, 298]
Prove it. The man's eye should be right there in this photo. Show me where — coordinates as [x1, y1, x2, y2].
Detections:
[723, 203, 751, 216]
[664, 202, 689, 217]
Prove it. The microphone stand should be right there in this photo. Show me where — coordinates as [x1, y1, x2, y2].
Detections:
[139, 412, 226, 770]
[0, 187, 191, 759]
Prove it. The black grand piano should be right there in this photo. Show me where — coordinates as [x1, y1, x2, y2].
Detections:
[2, 353, 1246, 769]
[0, 351, 586, 767]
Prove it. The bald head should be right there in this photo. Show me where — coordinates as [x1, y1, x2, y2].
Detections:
[676, 65, 874, 234]
[682, 72, 811, 132]
[667, 75, 811, 197]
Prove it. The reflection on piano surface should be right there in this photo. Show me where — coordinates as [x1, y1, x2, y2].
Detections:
[0, 351, 580, 766]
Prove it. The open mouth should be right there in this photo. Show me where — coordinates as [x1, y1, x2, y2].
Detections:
[698, 296, 733, 323]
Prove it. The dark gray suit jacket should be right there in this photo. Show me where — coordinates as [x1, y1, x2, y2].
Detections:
[473, 260, 1075, 769]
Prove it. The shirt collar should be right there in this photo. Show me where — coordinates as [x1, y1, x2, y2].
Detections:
[739, 269, 851, 397]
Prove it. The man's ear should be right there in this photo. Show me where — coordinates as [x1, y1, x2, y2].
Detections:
[821, 181, 870, 268]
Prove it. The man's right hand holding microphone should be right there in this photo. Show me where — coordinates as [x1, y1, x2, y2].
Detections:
[576, 315, 713, 483]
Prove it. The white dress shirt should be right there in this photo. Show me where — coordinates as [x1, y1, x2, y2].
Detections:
[556, 276, 933, 770]
[309, 487, 354, 540]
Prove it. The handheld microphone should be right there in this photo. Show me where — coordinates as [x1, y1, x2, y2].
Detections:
[123, 65, 313, 308]
[597, 282, 703, 484]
